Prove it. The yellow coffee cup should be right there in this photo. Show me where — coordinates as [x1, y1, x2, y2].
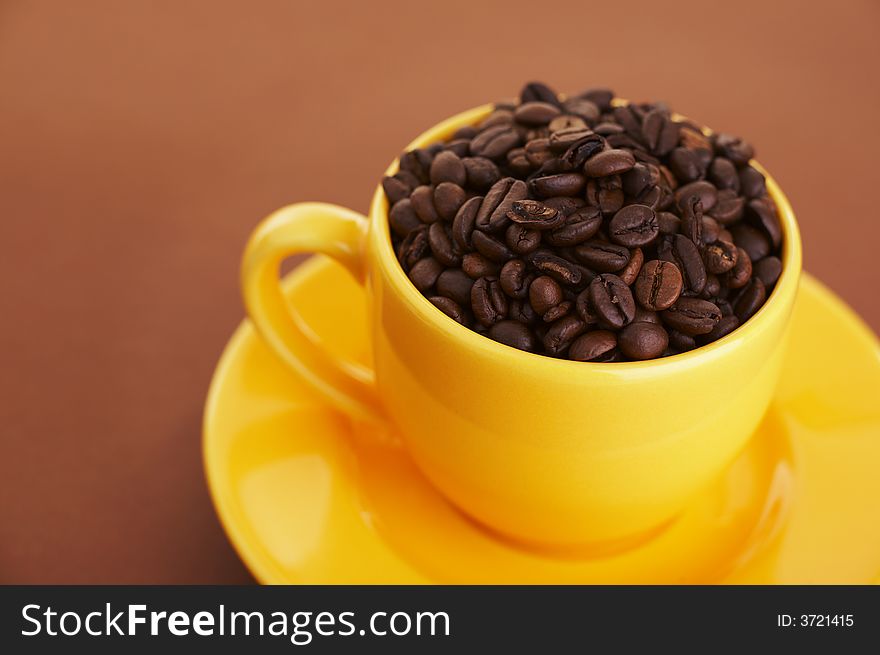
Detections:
[241, 105, 802, 548]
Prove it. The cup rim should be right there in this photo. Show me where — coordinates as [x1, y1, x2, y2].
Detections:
[368, 103, 802, 371]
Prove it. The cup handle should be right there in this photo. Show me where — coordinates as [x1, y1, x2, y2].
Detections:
[241, 202, 383, 423]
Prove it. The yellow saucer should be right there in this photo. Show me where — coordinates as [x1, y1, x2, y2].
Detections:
[204, 258, 880, 584]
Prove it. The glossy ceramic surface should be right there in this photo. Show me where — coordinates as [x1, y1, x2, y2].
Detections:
[206, 259, 880, 583]
[240, 105, 803, 545]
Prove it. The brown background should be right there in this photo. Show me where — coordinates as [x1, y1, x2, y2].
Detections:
[1, 0, 878, 583]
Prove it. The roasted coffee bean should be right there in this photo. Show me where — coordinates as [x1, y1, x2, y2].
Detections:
[730, 223, 770, 261]
[680, 196, 703, 244]
[725, 247, 752, 289]
[489, 320, 537, 352]
[529, 275, 563, 315]
[471, 277, 508, 326]
[574, 241, 630, 272]
[545, 206, 603, 246]
[700, 314, 740, 343]
[514, 101, 561, 126]
[524, 138, 554, 167]
[528, 172, 587, 198]
[746, 197, 782, 248]
[389, 86, 781, 361]
[430, 296, 468, 325]
[569, 330, 617, 361]
[436, 268, 475, 306]
[499, 259, 531, 299]
[658, 234, 707, 294]
[476, 177, 528, 232]
[543, 300, 573, 323]
[408, 257, 443, 292]
[657, 211, 681, 235]
[528, 250, 583, 285]
[389, 198, 422, 237]
[619, 321, 669, 360]
[410, 185, 441, 223]
[734, 277, 767, 321]
[618, 247, 644, 285]
[472, 229, 513, 263]
[607, 204, 657, 248]
[452, 195, 481, 249]
[461, 252, 500, 279]
[589, 274, 636, 328]
[429, 151, 466, 186]
[739, 165, 766, 199]
[675, 180, 717, 212]
[668, 147, 702, 183]
[661, 297, 721, 335]
[428, 222, 461, 266]
[397, 225, 429, 270]
[433, 182, 466, 221]
[505, 223, 542, 254]
[544, 315, 586, 356]
[520, 81, 561, 107]
[714, 133, 754, 165]
[470, 125, 520, 159]
[507, 199, 564, 229]
[753, 256, 782, 288]
[583, 148, 636, 177]
[634, 259, 683, 311]
[462, 157, 501, 190]
[703, 239, 738, 274]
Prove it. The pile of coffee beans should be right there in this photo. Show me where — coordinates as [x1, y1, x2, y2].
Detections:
[382, 82, 783, 361]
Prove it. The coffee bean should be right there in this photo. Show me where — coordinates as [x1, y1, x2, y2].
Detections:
[734, 277, 766, 321]
[476, 177, 529, 231]
[589, 274, 636, 328]
[506, 148, 532, 176]
[703, 239, 738, 274]
[642, 110, 679, 156]
[675, 180, 717, 212]
[545, 206, 603, 246]
[515, 101, 561, 126]
[462, 252, 500, 279]
[436, 268, 475, 306]
[679, 125, 712, 153]
[560, 133, 606, 169]
[569, 330, 617, 361]
[520, 81, 561, 107]
[730, 224, 769, 262]
[613, 105, 644, 143]
[505, 223, 542, 255]
[508, 298, 538, 324]
[739, 165, 766, 199]
[563, 97, 601, 122]
[528, 172, 587, 198]
[499, 259, 531, 299]
[383, 174, 414, 205]
[577, 88, 614, 112]
[472, 229, 513, 263]
[658, 234, 707, 294]
[430, 296, 469, 325]
[399, 148, 434, 183]
[746, 197, 782, 248]
[709, 189, 746, 225]
[462, 157, 501, 190]
[389, 198, 422, 237]
[668, 328, 697, 352]
[700, 314, 740, 343]
[433, 182, 466, 221]
[429, 151, 466, 186]
[701, 215, 721, 243]
[702, 273, 721, 299]
[668, 147, 702, 183]
[544, 315, 586, 356]
[548, 125, 592, 152]
[428, 222, 461, 266]
[619, 321, 669, 360]
[708, 157, 740, 191]
[609, 204, 659, 247]
[445, 139, 471, 158]
[725, 247, 752, 289]
[524, 138, 554, 167]
[634, 259, 683, 311]
[634, 306, 660, 324]
[489, 320, 537, 352]
[397, 225, 429, 270]
[680, 196, 703, 244]
[549, 114, 588, 134]
[574, 241, 630, 272]
[452, 195, 481, 249]
[657, 211, 681, 235]
[471, 277, 508, 326]
[529, 275, 563, 315]
[618, 247, 644, 286]
[470, 125, 521, 160]
[528, 251, 583, 285]
[507, 199, 564, 230]
[542, 300, 572, 323]
[714, 133, 754, 165]
[583, 149, 636, 177]
[410, 185, 441, 223]
[753, 256, 782, 288]
[408, 257, 444, 292]
[661, 297, 721, 335]
[481, 109, 515, 129]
